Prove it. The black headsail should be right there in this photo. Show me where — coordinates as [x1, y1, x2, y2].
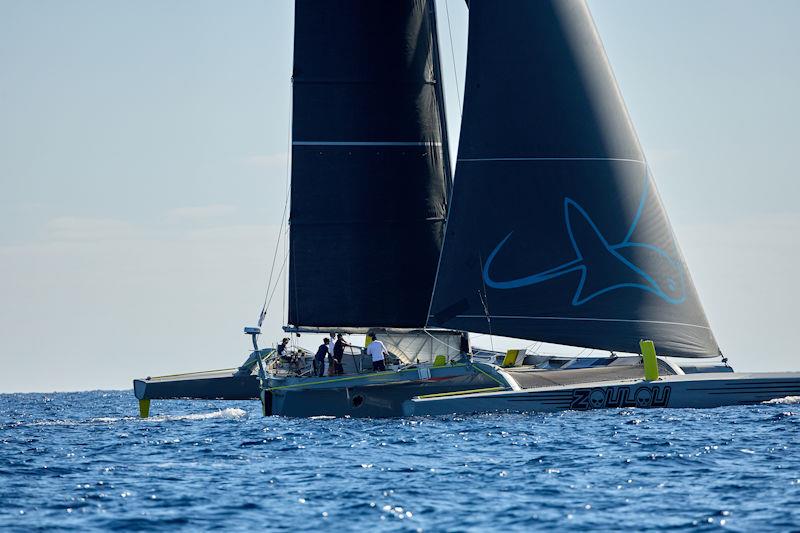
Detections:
[288, 0, 451, 329]
[427, 0, 719, 357]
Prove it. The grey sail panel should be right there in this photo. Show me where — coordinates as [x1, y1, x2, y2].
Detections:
[427, 0, 719, 358]
[289, 0, 450, 329]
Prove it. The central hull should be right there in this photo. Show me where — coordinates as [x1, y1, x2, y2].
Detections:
[265, 364, 500, 418]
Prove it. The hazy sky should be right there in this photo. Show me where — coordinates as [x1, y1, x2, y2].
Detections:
[1, 1, 799, 393]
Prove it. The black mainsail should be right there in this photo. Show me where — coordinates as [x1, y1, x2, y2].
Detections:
[427, 0, 719, 358]
[288, 0, 451, 329]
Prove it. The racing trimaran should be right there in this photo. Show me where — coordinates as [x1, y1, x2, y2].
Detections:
[134, 0, 800, 418]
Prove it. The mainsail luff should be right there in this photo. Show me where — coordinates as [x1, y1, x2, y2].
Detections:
[428, 0, 454, 205]
[288, 0, 451, 329]
[427, 0, 720, 358]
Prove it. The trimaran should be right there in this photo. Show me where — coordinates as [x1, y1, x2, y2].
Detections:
[134, 0, 800, 418]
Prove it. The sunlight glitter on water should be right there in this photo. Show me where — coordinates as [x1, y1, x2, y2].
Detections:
[2, 391, 800, 531]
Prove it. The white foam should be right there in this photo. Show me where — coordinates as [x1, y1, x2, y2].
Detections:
[763, 396, 800, 405]
[93, 417, 121, 423]
[148, 408, 247, 422]
[27, 416, 131, 426]
[25, 419, 80, 427]
[16, 409, 247, 428]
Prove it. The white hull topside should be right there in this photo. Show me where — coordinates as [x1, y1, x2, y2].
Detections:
[404, 371, 800, 416]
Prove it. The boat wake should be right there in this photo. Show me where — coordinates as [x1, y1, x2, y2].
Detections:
[762, 396, 800, 405]
[147, 408, 248, 422]
[11, 408, 249, 428]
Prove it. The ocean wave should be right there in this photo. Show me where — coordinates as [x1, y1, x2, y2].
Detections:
[5, 390, 800, 531]
[762, 396, 800, 405]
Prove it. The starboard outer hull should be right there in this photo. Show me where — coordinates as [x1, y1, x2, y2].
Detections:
[403, 372, 800, 416]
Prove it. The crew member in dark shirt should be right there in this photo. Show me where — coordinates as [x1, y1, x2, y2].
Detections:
[277, 337, 290, 359]
[332, 334, 351, 375]
[314, 338, 330, 377]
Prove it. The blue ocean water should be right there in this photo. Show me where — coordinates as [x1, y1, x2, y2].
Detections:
[2, 391, 800, 531]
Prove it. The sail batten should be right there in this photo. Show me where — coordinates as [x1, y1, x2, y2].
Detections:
[438, 315, 714, 331]
[458, 157, 644, 163]
[427, 0, 719, 358]
[293, 141, 443, 146]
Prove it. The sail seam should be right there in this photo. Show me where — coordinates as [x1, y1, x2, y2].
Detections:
[294, 141, 443, 146]
[292, 79, 437, 85]
[444, 314, 713, 330]
[457, 157, 644, 164]
[291, 217, 446, 226]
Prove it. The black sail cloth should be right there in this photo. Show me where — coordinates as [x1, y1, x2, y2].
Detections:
[289, 0, 451, 329]
[427, 0, 719, 357]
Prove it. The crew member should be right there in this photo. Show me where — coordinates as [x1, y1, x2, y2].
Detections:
[314, 338, 330, 377]
[333, 333, 351, 375]
[366, 334, 389, 372]
[277, 337, 290, 359]
[327, 333, 337, 376]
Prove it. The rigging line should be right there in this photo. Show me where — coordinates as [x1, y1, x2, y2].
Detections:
[265, 248, 291, 320]
[478, 289, 493, 352]
[524, 340, 540, 353]
[443, 0, 462, 114]
[477, 254, 494, 352]
[260, 187, 288, 320]
[422, 328, 460, 354]
[282, 217, 288, 325]
[258, 77, 293, 325]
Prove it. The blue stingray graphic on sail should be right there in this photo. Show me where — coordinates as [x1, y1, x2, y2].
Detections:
[482, 175, 686, 306]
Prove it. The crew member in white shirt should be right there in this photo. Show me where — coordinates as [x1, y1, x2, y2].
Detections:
[326, 332, 336, 375]
[366, 334, 389, 372]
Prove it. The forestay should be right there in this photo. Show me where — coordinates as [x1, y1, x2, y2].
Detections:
[427, 0, 719, 358]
